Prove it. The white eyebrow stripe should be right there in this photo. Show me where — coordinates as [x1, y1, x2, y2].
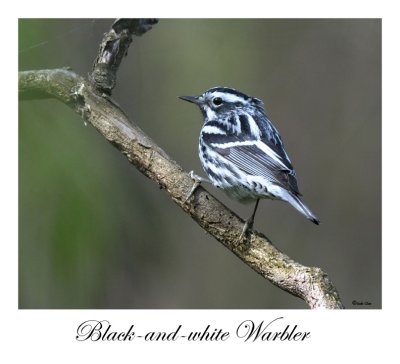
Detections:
[209, 92, 246, 104]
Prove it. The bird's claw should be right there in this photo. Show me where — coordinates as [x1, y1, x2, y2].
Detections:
[235, 219, 254, 251]
[185, 171, 204, 203]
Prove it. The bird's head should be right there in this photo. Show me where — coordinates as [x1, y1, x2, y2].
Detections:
[179, 87, 263, 120]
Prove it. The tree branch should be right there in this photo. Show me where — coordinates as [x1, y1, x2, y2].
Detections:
[18, 19, 343, 309]
[90, 18, 158, 94]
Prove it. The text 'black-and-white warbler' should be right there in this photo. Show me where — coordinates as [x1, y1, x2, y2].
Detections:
[179, 87, 320, 235]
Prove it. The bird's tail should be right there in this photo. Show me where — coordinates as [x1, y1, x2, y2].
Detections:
[285, 193, 320, 225]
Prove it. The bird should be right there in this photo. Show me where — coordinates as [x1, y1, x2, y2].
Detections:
[179, 86, 320, 237]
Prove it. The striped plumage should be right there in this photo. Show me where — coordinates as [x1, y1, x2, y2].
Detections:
[179, 87, 320, 227]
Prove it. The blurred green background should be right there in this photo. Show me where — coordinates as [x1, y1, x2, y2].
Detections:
[19, 19, 381, 309]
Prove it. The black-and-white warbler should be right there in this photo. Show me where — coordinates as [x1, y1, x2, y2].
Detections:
[179, 87, 320, 235]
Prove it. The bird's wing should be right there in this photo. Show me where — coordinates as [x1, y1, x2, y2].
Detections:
[204, 135, 300, 195]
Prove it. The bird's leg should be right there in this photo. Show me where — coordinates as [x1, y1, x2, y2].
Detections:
[239, 199, 260, 242]
[185, 171, 210, 202]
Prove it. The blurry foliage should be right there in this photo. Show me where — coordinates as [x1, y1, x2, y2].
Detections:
[19, 19, 381, 308]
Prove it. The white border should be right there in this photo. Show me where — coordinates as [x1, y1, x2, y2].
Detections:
[4, 0, 398, 361]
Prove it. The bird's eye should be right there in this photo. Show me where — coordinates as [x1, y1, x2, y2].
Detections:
[212, 97, 222, 106]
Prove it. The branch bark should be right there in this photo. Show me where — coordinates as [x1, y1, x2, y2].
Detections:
[18, 19, 343, 309]
[90, 19, 158, 94]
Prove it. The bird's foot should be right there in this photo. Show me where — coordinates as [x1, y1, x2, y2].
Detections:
[185, 171, 207, 203]
[234, 218, 254, 251]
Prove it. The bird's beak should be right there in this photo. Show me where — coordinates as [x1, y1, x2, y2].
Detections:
[178, 95, 201, 104]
